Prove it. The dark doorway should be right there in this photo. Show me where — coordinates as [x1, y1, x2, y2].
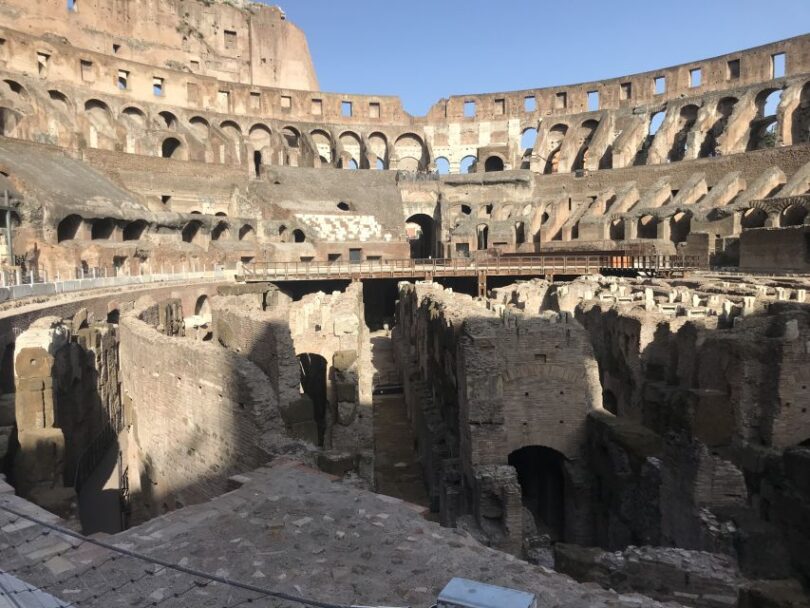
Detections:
[508, 445, 566, 540]
[484, 156, 504, 172]
[405, 214, 434, 259]
[298, 353, 328, 445]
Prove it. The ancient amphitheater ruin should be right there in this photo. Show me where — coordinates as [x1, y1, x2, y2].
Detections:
[0, 0, 808, 606]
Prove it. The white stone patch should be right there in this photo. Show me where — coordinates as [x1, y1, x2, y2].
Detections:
[295, 213, 382, 242]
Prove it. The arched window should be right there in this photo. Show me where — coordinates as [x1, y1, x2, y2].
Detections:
[741, 207, 768, 229]
[238, 224, 255, 241]
[292, 229, 306, 243]
[182, 220, 203, 244]
[781, 205, 808, 227]
[161, 137, 182, 159]
[637, 215, 658, 239]
[211, 221, 230, 241]
[435, 157, 450, 175]
[123, 220, 147, 241]
[57, 215, 83, 242]
[484, 156, 504, 172]
[459, 155, 477, 174]
[476, 224, 489, 250]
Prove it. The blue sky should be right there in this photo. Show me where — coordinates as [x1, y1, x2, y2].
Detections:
[276, 0, 810, 116]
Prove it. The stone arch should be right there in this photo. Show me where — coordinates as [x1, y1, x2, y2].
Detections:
[161, 137, 183, 159]
[544, 124, 568, 174]
[459, 155, 477, 174]
[2, 79, 27, 99]
[338, 130, 362, 168]
[123, 219, 148, 241]
[310, 129, 333, 164]
[476, 223, 489, 250]
[47, 89, 71, 113]
[741, 207, 768, 229]
[84, 99, 114, 147]
[0, 107, 22, 137]
[121, 106, 146, 127]
[195, 295, 211, 318]
[790, 82, 810, 144]
[293, 228, 306, 243]
[211, 221, 230, 241]
[572, 119, 598, 171]
[638, 214, 658, 239]
[435, 157, 450, 175]
[57, 215, 83, 242]
[700, 97, 738, 158]
[367, 132, 387, 168]
[508, 445, 567, 540]
[748, 88, 783, 150]
[189, 116, 210, 140]
[781, 204, 808, 227]
[182, 220, 203, 244]
[670, 211, 691, 243]
[238, 224, 256, 241]
[155, 110, 176, 130]
[282, 126, 300, 148]
[297, 353, 328, 445]
[405, 213, 434, 258]
[249, 123, 272, 149]
[669, 105, 699, 161]
[220, 120, 242, 138]
[91, 217, 115, 240]
[484, 155, 505, 172]
[394, 133, 426, 170]
[609, 218, 625, 240]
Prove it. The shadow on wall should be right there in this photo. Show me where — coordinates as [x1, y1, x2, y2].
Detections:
[578, 301, 810, 582]
[118, 296, 285, 525]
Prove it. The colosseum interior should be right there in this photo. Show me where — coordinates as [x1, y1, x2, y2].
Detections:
[0, 1, 808, 606]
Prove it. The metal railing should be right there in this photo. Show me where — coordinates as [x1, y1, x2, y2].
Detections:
[243, 254, 706, 282]
[0, 267, 236, 303]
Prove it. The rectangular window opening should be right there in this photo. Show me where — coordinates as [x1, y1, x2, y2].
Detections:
[369, 102, 380, 118]
[161, 195, 171, 205]
[36, 52, 49, 76]
[80, 59, 93, 81]
[464, 100, 476, 117]
[771, 52, 786, 78]
[112, 43, 120, 54]
[190, 59, 200, 72]
[217, 90, 230, 111]
[690, 68, 702, 88]
[524, 95, 537, 112]
[494, 98, 505, 115]
[349, 249, 362, 263]
[654, 76, 666, 95]
[587, 90, 599, 111]
[280, 95, 292, 109]
[250, 91, 261, 111]
[67, 0, 77, 11]
[117, 69, 129, 90]
[727, 59, 740, 80]
[152, 76, 164, 96]
[328, 253, 342, 262]
[311, 98, 322, 115]
[555, 92, 567, 109]
[341, 100, 353, 117]
[224, 30, 237, 50]
[620, 82, 632, 100]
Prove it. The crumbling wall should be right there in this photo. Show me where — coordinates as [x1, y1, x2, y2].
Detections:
[11, 315, 121, 517]
[119, 297, 277, 523]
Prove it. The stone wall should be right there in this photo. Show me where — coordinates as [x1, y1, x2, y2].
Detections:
[119, 297, 278, 522]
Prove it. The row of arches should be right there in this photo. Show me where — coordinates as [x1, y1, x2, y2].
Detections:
[3, 76, 810, 176]
[56, 214, 258, 245]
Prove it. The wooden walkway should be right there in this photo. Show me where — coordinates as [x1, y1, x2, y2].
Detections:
[243, 255, 704, 290]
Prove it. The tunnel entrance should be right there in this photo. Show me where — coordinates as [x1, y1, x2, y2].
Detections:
[405, 214, 434, 259]
[297, 353, 328, 445]
[508, 445, 566, 540]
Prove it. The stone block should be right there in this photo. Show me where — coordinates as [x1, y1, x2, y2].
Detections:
[332, 350, 357, 372]
[316, 450, 356, 477]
